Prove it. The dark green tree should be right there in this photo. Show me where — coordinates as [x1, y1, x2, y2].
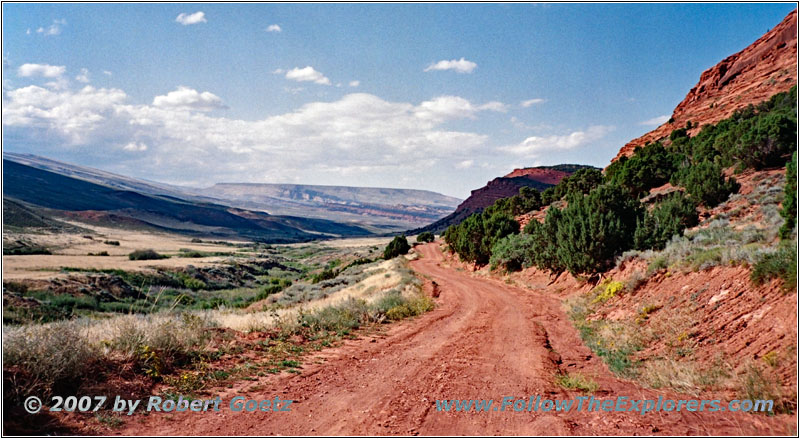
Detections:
[416, 231, 435, 243]
[554, 184, 643, 274]
[673, 160, 739, 207]
[633, 192, 699, 250]
[383, 235, 411, 260]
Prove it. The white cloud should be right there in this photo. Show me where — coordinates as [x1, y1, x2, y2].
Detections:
[152, 86, 226, 111]
[639, 114, 671, 126]
[478, 101, 508, 113]
[285, 66, 331, 85]
[272, 68, 285, 75]
[424, 58, 477, 74]
[349, 80, 360, 88]
[175, 12, 207, 25]
[414, 96, 506, 123]
[18, 63, 65, 78]
[455, 160, 474, 169]
[103, 70, 113, 76]
[3, 84, 494, 190]
[75, 68, 90, 83]
[3, 85, 128, 144]
[502, 125, 614, 157]
[266, 24, 282, 32]
[123, 142, 148, 152]
[36, 19, 66, 36]
[520, 98, 545, 108]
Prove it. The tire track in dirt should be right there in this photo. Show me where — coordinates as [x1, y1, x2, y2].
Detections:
[117, 243, 793, 435]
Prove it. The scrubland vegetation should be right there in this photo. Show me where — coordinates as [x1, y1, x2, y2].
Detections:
[3, 239, 432, 408]
[444, 87, 797, 408]
[447, 86, 796, 281]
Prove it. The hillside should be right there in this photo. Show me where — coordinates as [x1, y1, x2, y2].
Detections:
[613, 9, 797, 162]
[3, 160, 371, 242]
[441, 9, 797, 421]
[197, 183, 461, 230]
[412, 164, 596, 234]
[3, 153, 460, 231]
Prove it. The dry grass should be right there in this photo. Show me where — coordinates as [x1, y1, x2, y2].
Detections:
[3, 222, 245, 280]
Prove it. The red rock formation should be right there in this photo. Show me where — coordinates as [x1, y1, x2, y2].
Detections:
[612, 9, 797, 163]
[503, 167, 571, 184]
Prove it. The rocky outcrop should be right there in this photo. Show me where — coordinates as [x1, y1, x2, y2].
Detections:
[613, 9, 797, 162]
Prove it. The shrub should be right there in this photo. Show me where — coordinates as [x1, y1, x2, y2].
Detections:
[606, 142, 682, 196]
[443, 212, 519, 265]
[779, 151, 797, 239]
[383, 235, 411, 260]
[555, 184, 643, 274]
[416, 231, 435, 243]
[555, 372, 599, 392]
[732, 112, 796, 170]
[4, 322, 98, 402]
[673, 160, 739, 207]
[128, 249, 167, 261]
[311, 267, 337, 284]
[634, 192, 699, 250]
[592, 279, 624, 304]
[104, 240, 120, 246]
[751, 240, 796, 292]
[490, 233, 534, 272]
[299, 298, 372, 333]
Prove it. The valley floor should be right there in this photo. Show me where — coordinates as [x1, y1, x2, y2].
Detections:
[113, 243, 795, 436]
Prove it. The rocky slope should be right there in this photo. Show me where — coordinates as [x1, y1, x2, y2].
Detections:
[613, 9, 797, 162]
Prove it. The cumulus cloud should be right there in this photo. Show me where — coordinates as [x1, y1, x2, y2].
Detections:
[103, 70, 112, 76]
[75, 68, 90, 83]
[349, 80, 360, 88]
[36, 19, 66, 36]
[424, 58, 477, 74]
[455, 160, 474, 169]
[639, 114, 671, 126]
[3, 83, 499, 190]
[18, 63, 65, 78]
[502, 125, 614, 157]
[152, 86, 226, 111]
[520, 98, 545, 108]
[266, 24, 281, 32]
[285, 66, 331, 85]
[3, 85, 128, 144]
[414, 96, 506, 123]
[175, 12, 206, 25]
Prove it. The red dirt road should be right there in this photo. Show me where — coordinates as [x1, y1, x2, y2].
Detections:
[117, 244, 794, 436]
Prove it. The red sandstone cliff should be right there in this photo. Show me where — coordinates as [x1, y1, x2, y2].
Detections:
[612, 9, 797, 163]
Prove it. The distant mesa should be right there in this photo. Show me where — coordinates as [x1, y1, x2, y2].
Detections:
[411, 164, 597, 234]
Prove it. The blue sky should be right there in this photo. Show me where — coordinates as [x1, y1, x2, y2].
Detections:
[2, 3, 796, 198]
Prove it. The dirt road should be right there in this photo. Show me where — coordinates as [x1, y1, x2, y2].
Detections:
[118, 243, 793, 435]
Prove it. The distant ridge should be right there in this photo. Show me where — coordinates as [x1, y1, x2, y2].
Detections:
[411, 164, 597, 234]
[3, 159, 372, 242]
[4, 152, 461, 231]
